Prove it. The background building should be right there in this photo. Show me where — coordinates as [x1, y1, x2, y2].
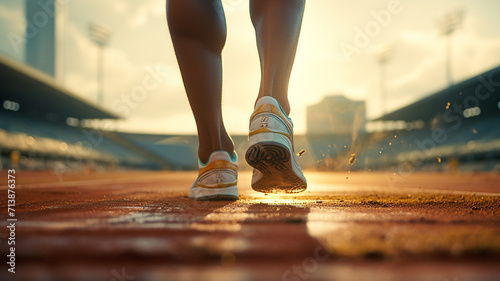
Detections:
[25, 0, 56, 77]
[306, 95, 366, 136]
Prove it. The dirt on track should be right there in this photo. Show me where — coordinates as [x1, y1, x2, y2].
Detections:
[0, 170, 499, 281]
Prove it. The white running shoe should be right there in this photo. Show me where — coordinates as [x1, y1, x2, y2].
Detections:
[245, 96, 307, 193]
[189, 150, 239, 201]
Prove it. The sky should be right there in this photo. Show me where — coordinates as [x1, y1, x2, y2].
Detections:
[1, 0, 500, 135]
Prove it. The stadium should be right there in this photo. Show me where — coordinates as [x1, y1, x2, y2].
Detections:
[2, 53, 499, 173]
[1, 1, 499, 281]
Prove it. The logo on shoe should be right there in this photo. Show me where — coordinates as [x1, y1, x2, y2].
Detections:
[215, 173, 224, 183]
[260, 116, 269, 128]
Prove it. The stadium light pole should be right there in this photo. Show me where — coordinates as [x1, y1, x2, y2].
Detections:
[438, 8, 464, 86]
[377, 45, 392, 117]
[88, 23, 112, 105]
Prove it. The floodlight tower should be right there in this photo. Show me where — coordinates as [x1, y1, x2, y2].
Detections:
[377, 45, 393, 116]
[88, 23, 112, 105]
[438, 8, 464, 86]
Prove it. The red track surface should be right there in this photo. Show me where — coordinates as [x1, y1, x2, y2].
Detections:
[1, 171, 499, 281]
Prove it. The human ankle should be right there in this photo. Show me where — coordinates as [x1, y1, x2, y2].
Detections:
[257, 94, 290, 115]
[198, 137, 234, 163]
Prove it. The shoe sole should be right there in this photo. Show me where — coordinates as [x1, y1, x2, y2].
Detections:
[189, 186, 238, 201]
[245, 141, 307, 193]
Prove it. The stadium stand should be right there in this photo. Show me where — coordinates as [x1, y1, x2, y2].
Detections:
[0, 55, 162, 171]
[353, 66, 500, 172]
[112, 133, 198, 170]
